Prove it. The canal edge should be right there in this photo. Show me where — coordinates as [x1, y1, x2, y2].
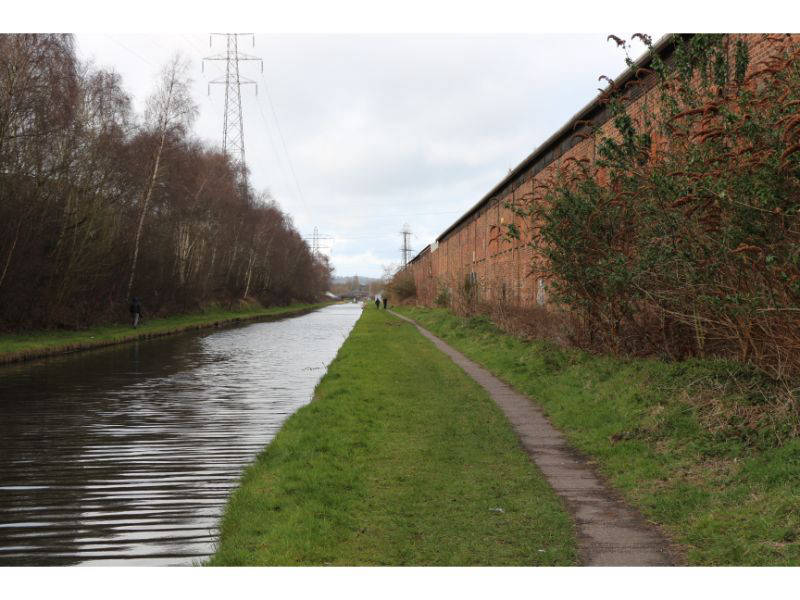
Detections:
[0, 303, 333, 368]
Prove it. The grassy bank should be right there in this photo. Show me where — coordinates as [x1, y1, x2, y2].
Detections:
[0, 302, 328, 365]
[208, 305, 578, 566]
[396, 306, 800, 566]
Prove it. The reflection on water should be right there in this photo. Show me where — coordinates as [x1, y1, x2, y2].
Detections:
[0, 303, 361, 566]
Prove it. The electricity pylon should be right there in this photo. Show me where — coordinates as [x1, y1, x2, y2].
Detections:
[311, 227, 320, 256]
[400, 223, 413, 267]
[203, 33, 263, 192]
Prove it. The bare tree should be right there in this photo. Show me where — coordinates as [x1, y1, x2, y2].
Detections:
[0, 36, 330, 331]
[0, 34, 78, 294]
[126, 54, 197, 300]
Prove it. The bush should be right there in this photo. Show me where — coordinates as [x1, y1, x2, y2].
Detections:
[452, 272, 479, 316]
[388, 270, 417, 302]
[510, 34, 800, 380]
[434, 284, 451, 307]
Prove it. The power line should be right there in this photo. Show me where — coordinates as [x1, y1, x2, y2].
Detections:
[304, 233, 406, 241]
[254, 92, 301, 211]
[340, 209, 463, 223]
[259, 71, 311, 222]
[176, 34, 229, 144]
[103, 34, 155, 67]
[144, 33, 177, 57]
[182, 34, 219, 68]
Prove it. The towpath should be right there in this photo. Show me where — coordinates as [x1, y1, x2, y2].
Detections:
[390, 310, 678, 566]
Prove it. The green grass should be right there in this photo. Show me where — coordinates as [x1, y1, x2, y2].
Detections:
[0, 302, 327, 364]
[207, 306, 578, 566]
[396, 306, 800, 566]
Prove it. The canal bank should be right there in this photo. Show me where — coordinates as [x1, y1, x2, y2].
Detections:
[0, 301, 330, 366]
[208, 306, 579, 566]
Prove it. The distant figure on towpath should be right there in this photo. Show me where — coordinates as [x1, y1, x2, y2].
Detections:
[375, 295, 381, 310]
[130, 296, 142, 328]
[383, 297, 388, 309]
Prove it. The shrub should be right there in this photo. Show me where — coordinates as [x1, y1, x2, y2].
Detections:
[434, 283, 451, 307]
[452, 272, 479, 316]
[388, 270, 417, 302]
[509, 34, 800, 380]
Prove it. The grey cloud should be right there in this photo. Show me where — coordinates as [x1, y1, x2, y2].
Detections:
[76, 33, 652, 278]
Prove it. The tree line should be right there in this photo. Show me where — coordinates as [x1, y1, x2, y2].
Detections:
[0, 34, 330, 331]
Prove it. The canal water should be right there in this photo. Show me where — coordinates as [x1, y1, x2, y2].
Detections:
[0, 303, 362, 566]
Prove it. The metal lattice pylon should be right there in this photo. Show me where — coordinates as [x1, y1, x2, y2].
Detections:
[312, 226, 320, 256]
[203, 33, 263, 191]
[400, 223, 413, 267]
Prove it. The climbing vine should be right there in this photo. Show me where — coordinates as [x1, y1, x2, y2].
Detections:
[510, 34, 800, 378]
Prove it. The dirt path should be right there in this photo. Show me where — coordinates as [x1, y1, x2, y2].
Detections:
[390, 310, 679, 566]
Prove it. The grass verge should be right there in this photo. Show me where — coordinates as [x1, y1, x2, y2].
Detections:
[207, 305, 578, 566]
[396, 306, 800, 566]
[0, 302, 328, 365]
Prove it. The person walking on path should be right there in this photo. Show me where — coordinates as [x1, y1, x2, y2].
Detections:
[382, 297, 388, 309]
[375, 295, 381, 310]
[130, 296, 143, 328]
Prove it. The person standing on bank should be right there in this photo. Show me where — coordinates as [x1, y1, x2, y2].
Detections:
[130, 296, 142, 328]
[383, 297, 388, 309]
[375, 294, 381, 310]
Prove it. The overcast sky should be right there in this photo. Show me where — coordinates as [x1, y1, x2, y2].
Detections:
[76, 32, 659, 278]
[6, 0, 778, 281]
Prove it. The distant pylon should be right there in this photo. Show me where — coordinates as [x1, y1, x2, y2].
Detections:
[203, 33, 263, 192]
[312, 226, 320, 256]
[400, 223, 413, 267]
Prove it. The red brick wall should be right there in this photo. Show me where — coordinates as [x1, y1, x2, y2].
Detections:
[405, 34, 799, 309]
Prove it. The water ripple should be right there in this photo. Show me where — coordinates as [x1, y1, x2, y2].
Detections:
[0, 303, 362, 565]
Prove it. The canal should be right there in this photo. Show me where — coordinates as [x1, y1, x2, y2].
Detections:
[0, 303, 362, 566]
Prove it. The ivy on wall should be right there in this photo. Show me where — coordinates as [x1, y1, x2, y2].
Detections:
[509, 34, 800, 379]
